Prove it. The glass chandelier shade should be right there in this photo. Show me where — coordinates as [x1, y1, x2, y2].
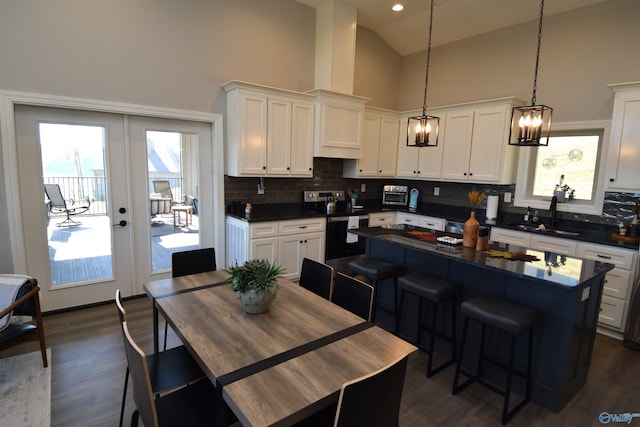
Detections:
[509, 0, 553, 147]
[407, 0, 439, 148]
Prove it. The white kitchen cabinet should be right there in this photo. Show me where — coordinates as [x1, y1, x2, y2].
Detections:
[279, 232, 324, 280]
[576, 241, 637, 335]
[418, 216, 446, 231]
[440, 99, 520, 184]
[343, 107, 398, 178]
[308, 89, 368, 159]
[225, 216, 325, 281]
[368, 211, 395, 227]
[489, 227, 532, 247]
[396, 212, 421, 226]
[606, 82, 640, 191]
[529, 234, 577, 256]
[395, 110, 444, 180]
[223, 81, 314, 177]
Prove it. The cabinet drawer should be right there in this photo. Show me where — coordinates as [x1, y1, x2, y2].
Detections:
[249, 221, 279, 239]
[368, 212, 395, 227]
[599, 295, 626, 330]
[396, 212, 420, 225]
[489, 227, 531, 247]
[278, 218, 325, 236]
[529, 234, 577, 256]
[576, 243, 636, 270]
[418, 216, 446, 231]
[603, 268, 632, 299]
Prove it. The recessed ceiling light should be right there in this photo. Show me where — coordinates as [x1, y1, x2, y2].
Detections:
[392, 3, 404, 12]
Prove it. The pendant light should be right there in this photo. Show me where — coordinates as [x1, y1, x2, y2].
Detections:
[509, 0, 553, 146]
[407, 0, 438, 147]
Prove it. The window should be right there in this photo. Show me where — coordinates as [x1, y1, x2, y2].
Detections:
[514, 121, 610, 215]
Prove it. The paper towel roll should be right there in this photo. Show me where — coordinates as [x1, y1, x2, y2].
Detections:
[486, 195, 499, 220]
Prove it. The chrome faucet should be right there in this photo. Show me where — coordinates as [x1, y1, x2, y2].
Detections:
[549, 195, 558, 228]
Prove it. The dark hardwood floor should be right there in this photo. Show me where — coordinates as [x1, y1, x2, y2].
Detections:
[2, 296, 639, 426]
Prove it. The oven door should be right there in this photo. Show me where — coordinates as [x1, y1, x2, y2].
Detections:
[325, 215, 369, 260]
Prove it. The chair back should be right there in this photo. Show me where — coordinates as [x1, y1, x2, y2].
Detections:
[299, 258, 334, 300]
[333, 355, 408, 427]
[171, 248, 216, 278]
[120, 320, 159, 427]
[115, 289, 127, 324]
[331, 273, 374, 322]
[44, 183, 68, 209]
[152, 180, 173, 200]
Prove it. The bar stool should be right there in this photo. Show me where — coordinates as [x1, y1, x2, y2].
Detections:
[452, 295, 538, 425]
[397, 272, 459, 377]
[348, 257, 401, 327]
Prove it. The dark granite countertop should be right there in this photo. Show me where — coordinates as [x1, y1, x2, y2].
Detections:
[352, 225, 615, 290]
[226, 201, 639, 250]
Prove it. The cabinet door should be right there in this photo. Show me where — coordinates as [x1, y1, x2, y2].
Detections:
[606, 93, 640, 191]
[250, 237, 278, 264]
[468, 106, 509, 182]
[490, 227, 531, 247]
[396, 122, 420, 178]
[290, 100, 314, 176]
[358, 113, 382, 177]
[266, 96, 291, 175]
[377, 116, 399, 176]
[369, 212, 396, 227]
[418, 216, 445, 231]
[239, 90, 268, 175]
[440, 109, 474, 181]
[302, 232, 325, 264]
[396, 212, 420, 226]
[278, 235, 306, 280]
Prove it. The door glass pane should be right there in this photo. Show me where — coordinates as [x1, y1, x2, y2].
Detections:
[147, 131, 199, 271]
[40, 123, 113, 286]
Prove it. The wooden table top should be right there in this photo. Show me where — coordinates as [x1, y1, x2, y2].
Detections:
[143, 270, 230, 299]
[156, 278, 416, 426]
[223, 326, 416, 427]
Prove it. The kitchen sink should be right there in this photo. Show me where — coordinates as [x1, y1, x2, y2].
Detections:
[512, 224, 580, 236]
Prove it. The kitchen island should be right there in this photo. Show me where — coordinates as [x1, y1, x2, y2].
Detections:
[352, 225, 614, 413]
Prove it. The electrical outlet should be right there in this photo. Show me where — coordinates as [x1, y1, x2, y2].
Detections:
[504, 192, 512, 203]
[434, 187, 440, 196]
[360, 183, 366, 192]
[257, 184, 264, 195]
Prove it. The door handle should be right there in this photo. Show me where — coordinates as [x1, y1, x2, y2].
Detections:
[113, 220, 127, 227]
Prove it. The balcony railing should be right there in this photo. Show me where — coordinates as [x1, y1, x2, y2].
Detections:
[44, 176, 184, 216]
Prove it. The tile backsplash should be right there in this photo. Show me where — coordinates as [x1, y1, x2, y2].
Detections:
[224, 158, 638, 226]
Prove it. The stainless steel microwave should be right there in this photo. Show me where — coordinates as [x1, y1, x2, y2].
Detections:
[382, 185, 409, 206]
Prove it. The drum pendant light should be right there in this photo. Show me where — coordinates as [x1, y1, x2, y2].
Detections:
[407, 0, 439, 147]
[509, 0, 553, 146]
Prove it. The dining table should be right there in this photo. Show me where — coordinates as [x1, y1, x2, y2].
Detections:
[151, 275, 417, 427]
[143, 269, 230, 354]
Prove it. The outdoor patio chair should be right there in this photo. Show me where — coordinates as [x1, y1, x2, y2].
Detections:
[152, 180, 185, 205]
[44, 183, 90, 227]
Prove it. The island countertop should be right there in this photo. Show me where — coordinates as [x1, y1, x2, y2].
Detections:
[351, 225, 615, 290]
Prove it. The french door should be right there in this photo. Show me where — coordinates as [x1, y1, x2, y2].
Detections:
[14, 105, 214, 311]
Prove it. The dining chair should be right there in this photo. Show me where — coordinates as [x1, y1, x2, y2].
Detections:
[298, 258, 334, 300]
[162, 247, 217, 350]
[330, 272, 375, 322]
[0, 277, 47, 368]
[120, 319, 221, 427]
[115, 290, 206, 427]
[333, 355, 409, 427]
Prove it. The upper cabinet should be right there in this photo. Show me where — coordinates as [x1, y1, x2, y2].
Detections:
[440, 99, 522, 184]
[343, 107, 399, 178]
[223, 81, 315, 177]
[606, 82, 640, 191]
[308, 89, 368, 160]
[395, 110, 444, 180]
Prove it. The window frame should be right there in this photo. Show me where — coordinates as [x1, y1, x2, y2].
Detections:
[514, 120, 610, 216]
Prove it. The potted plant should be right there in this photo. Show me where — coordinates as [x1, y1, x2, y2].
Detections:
[225, 259, 284, 314]
[554, 175, 575, 202]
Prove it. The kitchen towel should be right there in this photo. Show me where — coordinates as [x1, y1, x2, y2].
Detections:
[486, 195, 499, 221]
[346, 216, 359, 244]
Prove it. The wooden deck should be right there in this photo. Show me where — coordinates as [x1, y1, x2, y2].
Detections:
[47, 213, 198, 286]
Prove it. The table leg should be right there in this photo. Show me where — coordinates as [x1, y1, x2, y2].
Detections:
[216, 380, 229, 427]
[152, 299, 159, 355]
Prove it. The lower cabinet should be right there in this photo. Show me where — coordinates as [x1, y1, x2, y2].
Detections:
[368, 212, 396, 227]
[226, 216, 325, 281]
